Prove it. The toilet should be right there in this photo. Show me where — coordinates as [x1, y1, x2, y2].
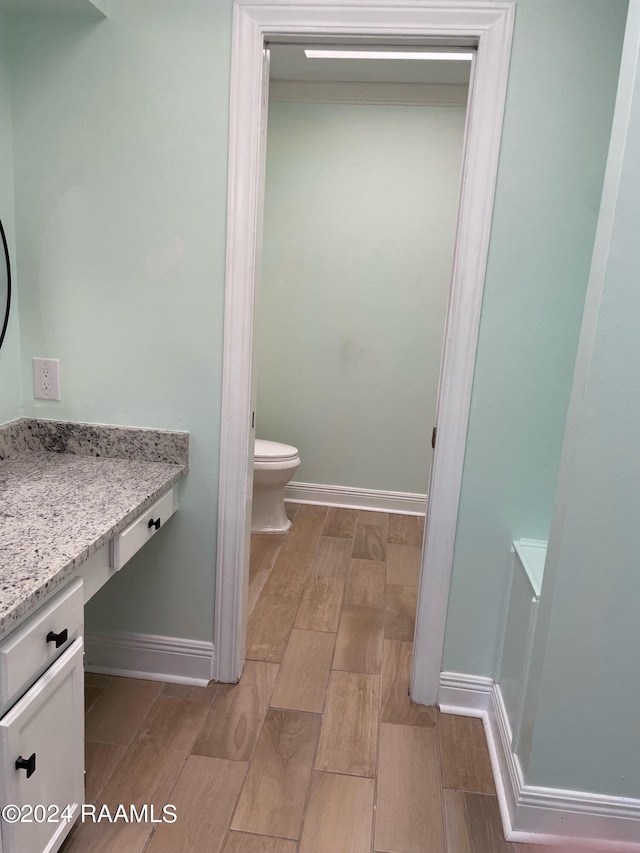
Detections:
[252, 438, 301, 533]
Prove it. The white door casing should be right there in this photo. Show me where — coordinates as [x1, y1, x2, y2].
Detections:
[214, 0, 515, 693]
[214, 17, 272, 683]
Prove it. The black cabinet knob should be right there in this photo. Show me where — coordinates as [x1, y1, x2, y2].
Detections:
[15, 753, 36, 778]
[46, 628, 68, 648]
[148, 517, 161, 531]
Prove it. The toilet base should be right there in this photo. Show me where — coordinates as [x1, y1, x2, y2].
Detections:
[251, 455, 299, 534]
[251, 483, 292, 533]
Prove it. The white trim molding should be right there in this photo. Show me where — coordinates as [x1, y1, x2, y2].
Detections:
[216, 0, 515, 686]
[285, 481, 427, 515]
[438, 670, 493, 715]
[269, 80, 469, 106]
[84, 631, 215, 686]
[439, 673, 640, 851]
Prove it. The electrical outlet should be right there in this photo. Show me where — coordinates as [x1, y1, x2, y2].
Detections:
[33, 358, 61, 400]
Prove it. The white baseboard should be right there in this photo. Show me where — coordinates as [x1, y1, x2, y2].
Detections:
[84, 631, 215, 686]
[438, 670, 493, 716]
[285, 481, 426, 516]
[439, 672, 640, 852]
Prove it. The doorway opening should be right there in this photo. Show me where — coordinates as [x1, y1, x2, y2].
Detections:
[214, 2, 515, 703]
[256, 43, 470, 514]
[244, 42, 469, 685]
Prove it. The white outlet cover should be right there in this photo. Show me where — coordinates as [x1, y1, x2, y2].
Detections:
[33, 357, 61, 401]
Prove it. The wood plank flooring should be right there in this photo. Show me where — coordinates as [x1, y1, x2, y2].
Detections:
[231, 709, 321, 839]
[314, 670, 380, 777]
[375, 723, 444, 853]
[63, 505, 521, 853]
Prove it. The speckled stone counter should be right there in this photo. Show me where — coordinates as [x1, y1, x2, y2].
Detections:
[0, 418, 188, 465]
[0, 419, 188, 637]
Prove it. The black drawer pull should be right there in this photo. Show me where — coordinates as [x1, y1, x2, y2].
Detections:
[46, 628, 68, 648]
[15, 753, 36, 778]
[148, 517, 161, 531]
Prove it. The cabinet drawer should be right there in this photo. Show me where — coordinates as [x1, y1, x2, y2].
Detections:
[0, 580, 83, 707]
[0, 638, 84, 853]
[111, 487, 177, 571]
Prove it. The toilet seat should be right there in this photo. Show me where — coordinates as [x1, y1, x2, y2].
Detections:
[254, 438, 299, 463]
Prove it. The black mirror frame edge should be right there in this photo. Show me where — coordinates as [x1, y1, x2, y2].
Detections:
[0, 216, 11, 352]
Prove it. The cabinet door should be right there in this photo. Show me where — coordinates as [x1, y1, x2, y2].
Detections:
[0, 638, 84, 853]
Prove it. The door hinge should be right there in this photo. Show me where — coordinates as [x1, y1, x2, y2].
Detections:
[251, 411, 255, 429]
[431, 426, 437, 449]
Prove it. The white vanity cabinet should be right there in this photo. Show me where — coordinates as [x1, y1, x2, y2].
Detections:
[0, 482, 180, 853]
[0, 581, 84, 853]
[77, 485, 178, 601]
[111, 486, 177, 571]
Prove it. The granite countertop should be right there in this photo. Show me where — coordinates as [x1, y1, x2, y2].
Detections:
[0, 419, 188, 638]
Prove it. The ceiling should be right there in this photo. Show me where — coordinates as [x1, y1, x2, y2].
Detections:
[269, 44, 472, 86]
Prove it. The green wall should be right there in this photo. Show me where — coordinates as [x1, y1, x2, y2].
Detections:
[442, 0, 628, 676]
[3, 0, 628, 695]
[520, 0, 640, 797]
[256, 100, 466, 495]
[8, 0, 232, 641]
[0, 15, 22, 424]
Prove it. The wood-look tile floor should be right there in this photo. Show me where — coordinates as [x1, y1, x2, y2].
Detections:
[63, 505, 531, 853]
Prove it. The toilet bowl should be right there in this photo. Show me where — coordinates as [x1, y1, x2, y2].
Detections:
[252, 439, 300, 533]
